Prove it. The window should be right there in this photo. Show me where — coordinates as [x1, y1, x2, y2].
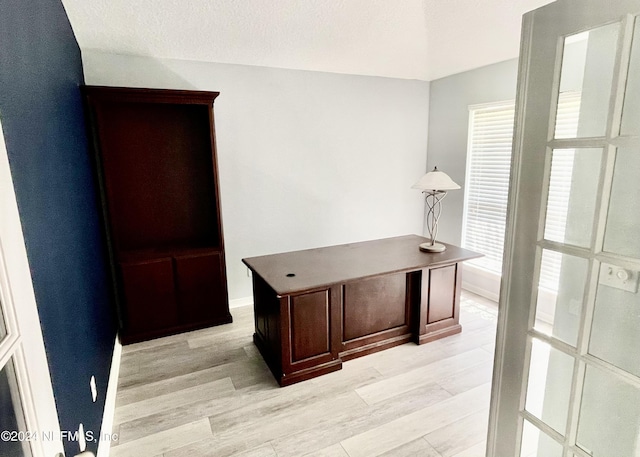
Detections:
[462, 92, 581, 290]
[462, 101, 515, 275]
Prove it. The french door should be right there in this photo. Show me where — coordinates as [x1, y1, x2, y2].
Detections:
[0, 119, 63, 456]
[488, 1, 640, 456]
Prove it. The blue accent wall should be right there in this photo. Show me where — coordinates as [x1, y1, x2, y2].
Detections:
[0, 0, 117, 455]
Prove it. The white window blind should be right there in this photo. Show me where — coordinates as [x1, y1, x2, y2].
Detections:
[462, 92, 581, 291]
[462, 101, 515, 275]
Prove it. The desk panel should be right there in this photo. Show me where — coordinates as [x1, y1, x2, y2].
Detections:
[428, 265, 457, 324]
[290, 290, 331, 363]
[343, 273, 407, 341]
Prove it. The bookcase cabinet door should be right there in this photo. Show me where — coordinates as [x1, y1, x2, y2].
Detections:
[175, 251, 226, 324]
[120, 258, 178, 336]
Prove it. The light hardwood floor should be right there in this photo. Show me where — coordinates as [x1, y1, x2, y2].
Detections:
[109, 291, 498, 457]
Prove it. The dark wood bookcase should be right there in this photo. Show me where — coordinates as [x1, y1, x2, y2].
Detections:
[82, 86, 232, 344]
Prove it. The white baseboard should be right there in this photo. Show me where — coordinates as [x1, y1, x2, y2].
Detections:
[462, 282, 500, 303]
[461, 263, 501, 303]
[97, 336, 122, 457]
[461, 264, 556, 325]
[229, 296, 253, 309]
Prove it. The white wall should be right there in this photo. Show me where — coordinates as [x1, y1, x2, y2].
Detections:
[82, 51, 430, 301]
[426, 59, 519, 246]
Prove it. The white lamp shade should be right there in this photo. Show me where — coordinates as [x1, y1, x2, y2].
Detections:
[412, 167, 461, 191]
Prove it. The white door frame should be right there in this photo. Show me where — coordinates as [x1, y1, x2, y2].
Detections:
[0, 118, 64, 457]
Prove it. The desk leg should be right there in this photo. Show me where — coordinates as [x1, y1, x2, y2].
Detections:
[416, 263, 463, 344]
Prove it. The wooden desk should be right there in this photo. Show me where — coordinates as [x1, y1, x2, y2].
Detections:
[242, 235, 482, 386]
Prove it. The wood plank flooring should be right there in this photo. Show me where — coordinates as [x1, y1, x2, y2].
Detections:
[109, 291, 498, 457]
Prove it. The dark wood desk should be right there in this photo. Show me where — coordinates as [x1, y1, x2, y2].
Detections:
[242, 235, 482, 386]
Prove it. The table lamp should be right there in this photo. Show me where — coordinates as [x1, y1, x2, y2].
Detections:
[412, 167, 461, 252]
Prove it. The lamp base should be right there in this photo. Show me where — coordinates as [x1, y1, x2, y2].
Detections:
[419, 242, 446, 253]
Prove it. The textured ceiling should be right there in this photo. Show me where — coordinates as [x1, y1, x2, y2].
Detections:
[61, 0, 554, 81]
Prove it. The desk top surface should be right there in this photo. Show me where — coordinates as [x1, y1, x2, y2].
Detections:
[242, 235, 482, 296]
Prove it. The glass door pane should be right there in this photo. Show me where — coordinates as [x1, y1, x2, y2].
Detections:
[520, 420, 563, 457]
[535, 250, 588, 346]
[577, 365, 640, 457]
[544, 148, 603, 248]
[554, 23, 620, 139]
[603, 147, 640, 258]
[525, 339, 574, 434]
[590, 263, 640, 377]
[0, 297, 6, 344]
[0, 359, 31, 457]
